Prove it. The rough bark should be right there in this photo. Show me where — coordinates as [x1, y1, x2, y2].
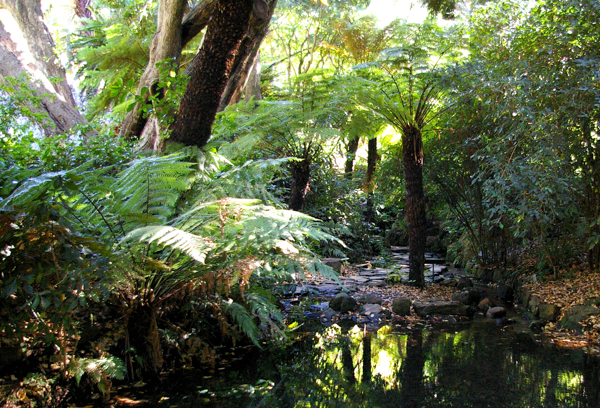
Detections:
[364, 137, 378, 222]
[344, 136, 360, 178]
[403, 125, 426, 287]
[0, 0, 95, 139]
[181, 0, 217, 46]
[170, 0, 254, 148]
[119, 0, 187, 143]
[218, 0, 276, 110]
[288, 158, 311, 211]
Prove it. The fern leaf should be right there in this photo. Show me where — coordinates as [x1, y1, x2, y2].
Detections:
[223, 300, 260, 346]
[123, 226, 213, 263]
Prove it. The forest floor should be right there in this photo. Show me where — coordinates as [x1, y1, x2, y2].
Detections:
[521, 266, 600, 353]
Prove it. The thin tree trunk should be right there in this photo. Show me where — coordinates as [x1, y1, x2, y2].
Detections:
[288, 158, 311, 211]
[244, 53, 262, 103]
[344, 136, 360, 178]
[0, 0, 95, 139]
[170, 0, 254, 148]
[119, 0, 187, 143]
[403, 125, 426, 287]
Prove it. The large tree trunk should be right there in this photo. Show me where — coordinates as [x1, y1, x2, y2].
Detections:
[0, 0, 95, 139]
[218, 0, 276, 110]
[170, 0, 254, 148]
[288, 158, 311, 211]
[403, 125, 426, 287]
[119, 0, 187, 147]
[344, 136, 360, 178]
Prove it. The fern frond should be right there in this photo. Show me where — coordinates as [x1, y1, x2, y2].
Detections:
[0, 170, 66, 210]
[111, 154, 194, 228]
[123, 226, 213, 263]
[223, 300, 260, 346]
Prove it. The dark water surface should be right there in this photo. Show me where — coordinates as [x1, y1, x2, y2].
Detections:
[139, 319, 600, 407]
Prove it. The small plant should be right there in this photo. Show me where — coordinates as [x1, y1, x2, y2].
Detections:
[69, 355, 126, 400]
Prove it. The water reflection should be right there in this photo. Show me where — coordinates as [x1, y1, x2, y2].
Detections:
[259, 322, 600, 407]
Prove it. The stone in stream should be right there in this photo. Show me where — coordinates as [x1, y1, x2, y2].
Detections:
[456, 277, 474, 290]
[478, 298, 495, 311]
[358, 293, 383, 304]
[413, 300, 474, 318]
[392, 298, 412, 316]
[362, 304, 383, 316]
[329, 292, 358, 313]
[486, 306, 507, 319]
[497, 283, 514, 302]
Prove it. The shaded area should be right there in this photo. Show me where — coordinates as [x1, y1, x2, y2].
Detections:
[115, 321, 600, 407]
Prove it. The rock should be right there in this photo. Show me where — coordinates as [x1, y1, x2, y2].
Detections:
[413, 299, 474, 318]
[497, 283, 514, 302]
[528, 295, 542, 316]
[362, 304, 383, 316]
[584, 297, 600, 307]
[452, 291, 471, 305]
[486, 307, 507, 319]
[529, 320, 547, 332]
[322, 258, 343, 272]
[456, 277, 474, 290]
[478, 298, 495, 311]
[558, 305, 600, 332]
[329, 293, 358, 313]
[538, 303, 561, 322]
[392, 298, 412, 316]
[466, 287, 483, 304]
[368, 280, 387, 287]
[358, 294, 383, 305]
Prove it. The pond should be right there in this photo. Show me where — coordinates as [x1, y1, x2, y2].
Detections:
[132, 317, 600, 408]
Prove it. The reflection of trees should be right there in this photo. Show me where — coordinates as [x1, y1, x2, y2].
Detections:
[363, 332, 372, 384]
[399, 330, 426, 408]
[259, 324, 600, 407]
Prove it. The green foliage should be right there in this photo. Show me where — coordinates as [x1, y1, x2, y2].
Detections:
[69, 355, 126, 397]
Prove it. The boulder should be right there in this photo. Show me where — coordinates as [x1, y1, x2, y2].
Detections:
[362, 304, 383, 316]
[329, 293, 358, 313]
[584, 297, 600, 307]
[478, 298, 495, 311]
[456, 277, 474, 290]
[497, 283, 514, 302]
[452, 291, 471, 305]
[529, 320, 547, 332]
[528, 295, 542, 316]
[358, 293, 383, 305]
[558, 305, 600, 332]
[322, 258, 343, 273]
[538, 303, 561, 322]
[486, 306, 507, 319]
[392, 298, 412, 316]
[413, 299, 474, 318]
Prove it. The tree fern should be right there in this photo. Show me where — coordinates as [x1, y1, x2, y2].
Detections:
[223, 300, 260, 345]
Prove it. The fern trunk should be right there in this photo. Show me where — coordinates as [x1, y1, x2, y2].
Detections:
[344, 136, 360, 178]
[289, 159, 311, 211]
[127, 304, 163, 379]
[403, 125, 426, 287]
